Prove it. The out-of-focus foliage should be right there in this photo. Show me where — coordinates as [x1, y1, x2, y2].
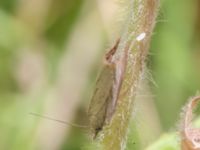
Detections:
[145, 112, 200, 150]
[0, 0, 200, 150]
[146, 134, 180, 150]
[151, 0, 200, 129]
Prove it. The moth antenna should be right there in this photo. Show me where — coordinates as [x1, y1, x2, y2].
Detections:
[29, 112, 88, 129]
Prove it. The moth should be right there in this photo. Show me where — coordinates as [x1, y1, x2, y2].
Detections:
[88, 39, 121, 138]
[30, 39, 127, 139]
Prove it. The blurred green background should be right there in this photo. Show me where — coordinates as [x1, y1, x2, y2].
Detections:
[0, 0, 200, 150]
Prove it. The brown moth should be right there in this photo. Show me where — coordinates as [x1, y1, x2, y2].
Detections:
[30, 39, 129, 139]
[87, 39, 121, 138]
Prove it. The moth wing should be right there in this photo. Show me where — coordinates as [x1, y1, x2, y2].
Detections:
[88, 65, 114, 134]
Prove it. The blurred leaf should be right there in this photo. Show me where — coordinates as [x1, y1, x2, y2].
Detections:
[0, 10, 30, 49]
[0, 10, 30, 93]
[145, 134, 180, 150]
[0, 48, 18, 93]
[150, 0, 200, 129]
[0, 0, 18, 13]
[45, 0, 83, 49]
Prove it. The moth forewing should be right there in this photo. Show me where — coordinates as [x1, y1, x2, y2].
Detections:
[88, 39, 120, 138]
[88, 64, 115, 138]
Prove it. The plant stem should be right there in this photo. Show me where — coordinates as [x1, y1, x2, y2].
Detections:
[99, 0, 159, 149]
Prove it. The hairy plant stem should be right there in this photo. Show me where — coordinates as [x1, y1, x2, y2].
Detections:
[98, 0, 159, 149]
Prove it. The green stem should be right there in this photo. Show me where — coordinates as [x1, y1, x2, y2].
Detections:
[99, 0, 159, 150]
